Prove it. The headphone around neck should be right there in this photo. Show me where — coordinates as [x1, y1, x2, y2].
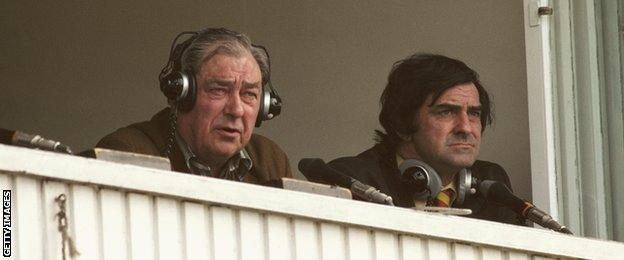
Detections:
[158, 29, 282, 127]
[399, 159, 477, 206]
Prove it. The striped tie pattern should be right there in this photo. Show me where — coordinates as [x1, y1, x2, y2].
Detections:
[434, 189, 455, 207]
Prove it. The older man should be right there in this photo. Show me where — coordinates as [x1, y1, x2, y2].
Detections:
[97, 28, 291, 183]
[325, 53, 524, 225]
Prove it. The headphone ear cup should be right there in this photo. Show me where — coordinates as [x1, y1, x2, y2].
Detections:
[160, 71, 184, 100]
[255, 84, 283, 127]
[159, 70, 196, 112]
[398, 159, 442, 201]
[177, 71, 196, 112]
[454, 168, 474, 206]
[255, 84, 270, 127]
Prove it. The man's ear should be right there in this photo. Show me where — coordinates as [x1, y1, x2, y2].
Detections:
[396, 119, 417, 141]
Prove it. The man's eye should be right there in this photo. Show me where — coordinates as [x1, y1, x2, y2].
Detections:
[241, 91, 259, 102]
[438, 110, 453, 116]
[208, 87, 228, 96]
[243, 91, 258, 98]
[469, 110, 482, 117]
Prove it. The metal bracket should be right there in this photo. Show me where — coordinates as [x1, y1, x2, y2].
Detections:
[529, 0, 553, 27]
[538, 6, 554, 16]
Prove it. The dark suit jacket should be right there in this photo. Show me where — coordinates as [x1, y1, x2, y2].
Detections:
[325, 144, 526, 225]
[96, 107, 292, 184]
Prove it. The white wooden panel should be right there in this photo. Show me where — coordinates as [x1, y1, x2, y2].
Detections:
[238, 210, 265, 260]
[293, 219, 318, 260]
[70, 185, 100, 260]
[0, 173, 12, 190]
[266, 214, 293, 260]
[551, 0, 584, 235]
[480, 247, 504, 260]
[319, 222, 346, 260]
[41, 181, 68, 260]
[507, 251, 531, 260]
[127, 193, 155, 260]
[210, 206, 237, 260]
[399, 235, 425, 259]
[373, 231, 399, 260]
[0, 174, 15, 260]
[99, 189, 127, 260]
[183, 202, 210, 260]
[15, 176, 43, 260]
[2, 146, 624, 259]
[155, 197, 183, 260]
[532, 256, 556, 260]
[452, 243, 477, 260]
[573, 0, 610, 238]
[346, 227, 372, 260]
[426, 239, 451, 260]
[601, 0, 624, 242]
[524, 0, 560, 218]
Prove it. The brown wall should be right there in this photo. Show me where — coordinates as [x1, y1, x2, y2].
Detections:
[0, 0, 531, 200]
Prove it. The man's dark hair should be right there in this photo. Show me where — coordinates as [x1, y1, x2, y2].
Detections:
[375, 53, 493, 148]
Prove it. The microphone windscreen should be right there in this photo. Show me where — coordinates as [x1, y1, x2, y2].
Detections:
[479, 180, 526, 213]
[298, 158, 352, 188]
[0, 128, 15, 144]
[298, 158, 320, 175]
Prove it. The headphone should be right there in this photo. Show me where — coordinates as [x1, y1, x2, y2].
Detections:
[158, 29, 282, 127]
[398, 159, 477, 206]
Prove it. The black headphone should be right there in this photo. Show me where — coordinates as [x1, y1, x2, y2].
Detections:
[398, 159, 477, 206]
[158, 29, 282, 127]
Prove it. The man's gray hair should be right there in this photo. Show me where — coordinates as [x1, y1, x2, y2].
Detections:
[181, 28, 270, 84]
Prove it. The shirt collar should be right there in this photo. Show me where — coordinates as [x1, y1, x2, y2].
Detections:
[175, 131, 252, 180]
[440, 179, 457, 205]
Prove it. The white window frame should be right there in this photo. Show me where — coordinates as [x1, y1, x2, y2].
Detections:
[523, 0, 624, 240]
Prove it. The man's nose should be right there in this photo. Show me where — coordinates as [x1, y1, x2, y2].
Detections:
[454, 112, 473, 134]
[224, 92, 244, 118]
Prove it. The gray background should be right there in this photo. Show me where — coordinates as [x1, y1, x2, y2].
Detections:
[0, 1, 531, 200]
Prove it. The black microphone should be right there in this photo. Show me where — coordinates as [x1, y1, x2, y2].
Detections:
[0, 128, 73, 154]
[479, 180, 573, 234]
[298, 158, 394, 206]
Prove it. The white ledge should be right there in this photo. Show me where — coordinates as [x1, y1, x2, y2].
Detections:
[1, 144, 623, 259]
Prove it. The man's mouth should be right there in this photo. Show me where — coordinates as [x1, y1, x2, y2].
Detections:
[449, 142, 474, 148]
[215, 126, 242, 135]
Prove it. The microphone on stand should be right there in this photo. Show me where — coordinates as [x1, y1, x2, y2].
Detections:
[0, 128, 73, 154]
[478, 180, 572, 234]
[298, 158, 394, 206]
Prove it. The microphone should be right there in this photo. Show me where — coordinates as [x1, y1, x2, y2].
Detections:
[298, 158, 394, 206]
[0, 128, 73, 154]
[478, 180, 573, 234]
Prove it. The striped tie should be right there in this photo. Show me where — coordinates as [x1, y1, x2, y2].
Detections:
[434, 189, 455, 207]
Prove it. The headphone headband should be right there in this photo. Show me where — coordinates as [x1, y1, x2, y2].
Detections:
[158, 28, 282, 126]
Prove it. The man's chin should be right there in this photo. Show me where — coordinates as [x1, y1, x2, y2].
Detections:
[445, 156, 477, 169]
[212, 148, 241, 158]
[455, 160, 477, 169]
[201, 142, 242, 158]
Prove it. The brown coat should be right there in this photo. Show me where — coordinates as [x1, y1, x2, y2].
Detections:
[96, 108, 292, 184]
